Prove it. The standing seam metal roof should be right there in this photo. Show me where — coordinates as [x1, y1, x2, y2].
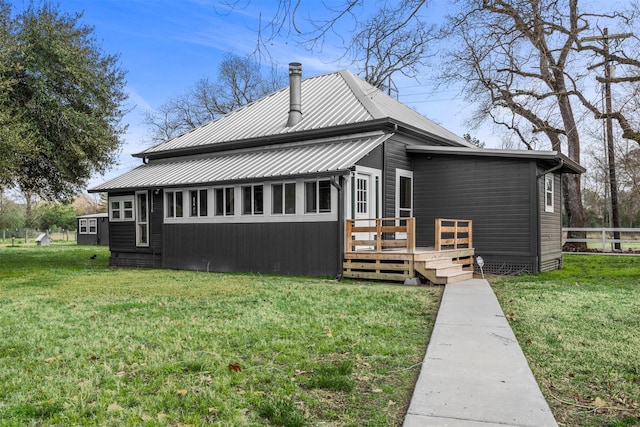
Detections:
[138, 70, 471, 156]
[91, 132, 390, 191]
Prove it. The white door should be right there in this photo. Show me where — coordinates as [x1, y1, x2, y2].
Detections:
[354, 172, 375, 249]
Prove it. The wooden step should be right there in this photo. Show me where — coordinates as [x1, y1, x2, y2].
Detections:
[415, 256, 474, 285]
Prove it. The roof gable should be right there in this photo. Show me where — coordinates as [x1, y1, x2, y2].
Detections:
[139, 69, 471, 157]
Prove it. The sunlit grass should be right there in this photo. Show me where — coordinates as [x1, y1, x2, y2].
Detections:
[492, 254, 640, 427]
[0, 244, 440, 426]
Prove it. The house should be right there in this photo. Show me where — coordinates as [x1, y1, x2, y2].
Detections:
[76, 213, 109, 246]
[90, 63, 584, 281]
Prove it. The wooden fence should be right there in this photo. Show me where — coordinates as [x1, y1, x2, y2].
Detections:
[435, 219, 473, 251]
[345, 217, 415, 252]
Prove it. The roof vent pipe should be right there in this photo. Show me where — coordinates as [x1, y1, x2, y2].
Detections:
[286, 62, 302, 127]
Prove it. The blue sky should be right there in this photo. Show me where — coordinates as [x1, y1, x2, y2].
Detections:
[10, 0, 486, 188]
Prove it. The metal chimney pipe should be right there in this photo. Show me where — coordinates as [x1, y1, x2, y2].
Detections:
[286, 62, 302, 127]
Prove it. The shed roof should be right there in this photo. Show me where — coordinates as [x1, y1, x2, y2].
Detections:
[406, 145, 586, 174]
[91, 132, 388, 192]
[137, 69, 472, 158]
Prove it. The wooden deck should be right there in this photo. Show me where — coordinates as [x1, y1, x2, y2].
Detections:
[343, 218, 475, 284]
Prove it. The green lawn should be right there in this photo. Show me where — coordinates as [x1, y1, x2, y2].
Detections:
[492, 254, 640, 427]
[0, 243, 440, 426]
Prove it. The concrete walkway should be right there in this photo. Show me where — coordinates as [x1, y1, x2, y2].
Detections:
[403, 279, 557, 427]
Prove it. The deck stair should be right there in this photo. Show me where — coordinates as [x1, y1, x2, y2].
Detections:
[414, 250, 475, 285]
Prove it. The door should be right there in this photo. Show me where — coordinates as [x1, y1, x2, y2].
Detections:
[354, 171, 375, 250]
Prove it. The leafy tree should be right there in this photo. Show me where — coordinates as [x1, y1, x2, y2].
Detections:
[144, 53, 284, 143]
[35, 202, 78, 231]
[0, 1, 127, 201]
[0, 190, 25, 230]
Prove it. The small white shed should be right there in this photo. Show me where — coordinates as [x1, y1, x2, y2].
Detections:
[35, 233, 51, 246]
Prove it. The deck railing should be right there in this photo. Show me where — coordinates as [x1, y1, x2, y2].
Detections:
[435, 218, 473, 251]
[345, 217, 415, 253]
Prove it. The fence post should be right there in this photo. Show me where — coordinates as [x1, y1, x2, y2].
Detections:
[602, 229, 606, 251]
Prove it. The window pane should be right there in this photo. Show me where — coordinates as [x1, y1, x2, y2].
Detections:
[272, 184, 283, 214]
[199, 190, 208, 216]
[124, 210, 133, 219]
[215, 189, 224, 216]
[137, 193, 147, 222]
[167, 191, 175, 217]
[175, 191, 183, 217]
[319, 180, 331, 212]
[400, 176, 412, 210]
[124, 201, 133, 209]
[79, 219, 87, 233]
[285, 183, 296, 214]
[242, 186, 252, 215]
[112, 210, 121, 219]
[305, 182, 316, 213]
[111, 201, 120, 211]
[225, 187, 234, 215]
[254, 185, 263, 214]
[190, 190, 198, 217]
[138, 224, 148, 244]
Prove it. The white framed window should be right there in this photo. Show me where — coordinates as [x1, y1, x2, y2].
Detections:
[88, 219, 97, 234]
[305, 179, 332, 214]
[189, 189, 208, 217]
[356, 177, 368, 214]
[242, 185, 264, 215]
[272, 183, 296, 214]
[109, 196, 134, 221]
[545, 174, 554, 213]
[166, 190, 184, 218]
[215, 187, 235, 216]
[79, 219, 88, 234]
[396, 169, 413, 219]
[136, 191, 149, 247]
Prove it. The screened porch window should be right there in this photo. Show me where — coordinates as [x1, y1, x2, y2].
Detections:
[305, 180, 331, 213]
[272, 183, 296, 214]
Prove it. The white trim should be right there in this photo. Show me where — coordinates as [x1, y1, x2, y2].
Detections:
[109, 195, 134, 221]
[544, 174, 554, 213]
[395, 169, 414, 218]
[163, 179, 338, 224]
[135, 191, 150, 247]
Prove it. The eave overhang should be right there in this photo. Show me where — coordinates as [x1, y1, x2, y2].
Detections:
[406, 145, 586, 174]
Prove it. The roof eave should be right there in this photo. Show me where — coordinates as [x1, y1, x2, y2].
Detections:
[406, 145, 586, 174]
[134, 119, 396, 160]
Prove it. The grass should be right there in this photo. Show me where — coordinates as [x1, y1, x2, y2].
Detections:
[0, 243, 441, 426]
[492, 254, 640, 427]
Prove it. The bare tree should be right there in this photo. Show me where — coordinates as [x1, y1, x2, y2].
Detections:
[218, 0, 433, 91]
[144, 53, 285, 144]
[438, 0, 640, 249]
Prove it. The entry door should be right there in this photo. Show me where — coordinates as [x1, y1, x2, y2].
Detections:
[354, 172, 375, 249]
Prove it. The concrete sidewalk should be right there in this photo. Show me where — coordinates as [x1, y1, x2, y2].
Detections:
[403, 279, 557, 427]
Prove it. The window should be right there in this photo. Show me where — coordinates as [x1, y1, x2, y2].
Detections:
[395, 170, 413, 219]
[242, 185, 263, 215]
[79, 219, 88, 234]
[545, 175, 554, 213]
[215, 187, 235, 216]
[88, 219, 97, 234]
[272, 183, 296, 214]
[166, 190, 184, 218]
[305, 179, 331, 213]
[109, 196, 134, 221]
[136, 191, 149, 247]
[190, 189, 208, 217]
[356, 177, 368, 214]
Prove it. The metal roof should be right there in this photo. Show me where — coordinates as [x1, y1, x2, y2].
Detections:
[91, 132, 389, 192]
[406, 145, 586, 174]
[138, 70, 471, 157]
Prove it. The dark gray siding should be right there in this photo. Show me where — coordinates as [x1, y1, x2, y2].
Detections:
[383, 139, 412, 218]
[413, 154, 540, 274]
[109, 190, 163, 268]
[539, 172, 563, 271]
[162, 221, 339, 277]
[356, 144, 383, 169]
[77, 216, 109, 245]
